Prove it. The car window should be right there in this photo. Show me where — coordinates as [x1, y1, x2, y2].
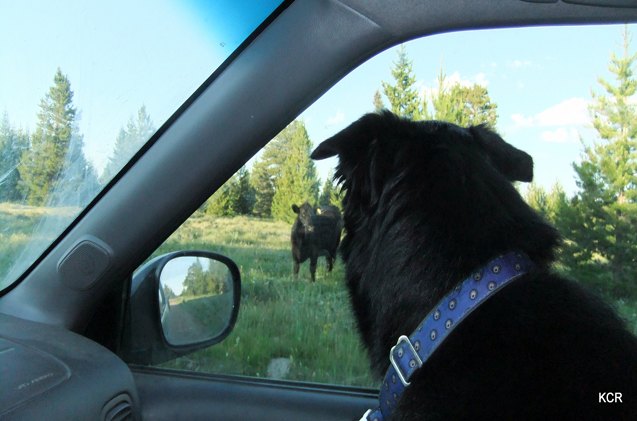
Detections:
[0, 0, 283, 290]
[153, 23, 635, 387]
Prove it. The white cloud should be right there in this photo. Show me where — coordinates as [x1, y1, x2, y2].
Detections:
[510, 97, 590, 129]
[325, 110, 345, 126]
[419, 72, 490, 99]
[511, 113, 533, 128]
[507, 59, 532, 69]
[540, 127, 580, 143]
[535, 98, 590, 126]
[445, 71, 489, 88]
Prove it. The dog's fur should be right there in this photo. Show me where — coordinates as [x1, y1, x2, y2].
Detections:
[311, 111, 637, 420]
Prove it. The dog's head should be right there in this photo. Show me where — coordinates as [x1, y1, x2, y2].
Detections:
[312, 111, 532, 218]
[311, 112, 557, 372]
[311, 112, 538, 259]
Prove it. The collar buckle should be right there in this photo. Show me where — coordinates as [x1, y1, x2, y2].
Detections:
[389, 335, 423, 386]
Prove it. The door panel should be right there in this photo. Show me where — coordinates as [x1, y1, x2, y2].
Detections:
[133, 368, 377, 421]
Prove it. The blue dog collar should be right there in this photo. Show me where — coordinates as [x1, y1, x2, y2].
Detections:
[362, 252, 535, 421]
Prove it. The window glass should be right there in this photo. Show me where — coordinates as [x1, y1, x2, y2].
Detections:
[0, 0, 283, 290]
[152, 24, 637, 387]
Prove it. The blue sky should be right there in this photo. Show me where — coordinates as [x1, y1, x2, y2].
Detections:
[1, 2, 634, 196]
[302, 24, 634, 196]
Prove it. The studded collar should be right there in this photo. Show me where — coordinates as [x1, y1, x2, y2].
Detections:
[361, 252, 535, 421]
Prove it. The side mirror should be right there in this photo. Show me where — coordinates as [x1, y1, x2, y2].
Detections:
[120, 251, 240, 365]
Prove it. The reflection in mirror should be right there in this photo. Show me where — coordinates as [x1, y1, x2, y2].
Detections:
[159, 256, 235, 346]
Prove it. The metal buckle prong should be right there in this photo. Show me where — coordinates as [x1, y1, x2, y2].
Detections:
[359, 409, 373, 421]
[389, 335, 422, 387]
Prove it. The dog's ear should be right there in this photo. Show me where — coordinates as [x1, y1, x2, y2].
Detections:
[470, 125, 533, 182]
[310, 112, 386, 161]
[292, 204, 300, 214]
[311, 112, 392, 211]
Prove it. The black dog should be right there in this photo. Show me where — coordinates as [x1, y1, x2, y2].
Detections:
[291, 202, 342, 282]
[311, 111, 637, 420]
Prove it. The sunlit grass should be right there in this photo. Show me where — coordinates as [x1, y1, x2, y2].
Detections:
[0, 203, 80, 286]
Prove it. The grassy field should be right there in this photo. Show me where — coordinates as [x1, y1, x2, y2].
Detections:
[2, 204, 636, 388]
[0, 203, 78, 285]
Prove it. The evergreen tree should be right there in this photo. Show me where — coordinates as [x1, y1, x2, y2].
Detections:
[524, 182, 568, 225]
[271, 121, 319, 223]
[102, 106, 155, 182]
[377, 50, 497, 127]
[184, 259, 205, 296]
[0, 114, 28, 202]
[250, 129, 293, 218]
[206, 166, 255, 217]
[206, 184, 234, 217]
[373, 90, 384, 112]
[524, 183, 550, 220]
[251, 158, 275, 218]
[234, 166, 256, 215]
[319, 173, 335, 207]
[319, 170, 344, 210]
[381, 45, 424, 119]
[429, 71, 498, 127]
[19, 68, 78, 205]
[561, 27, 637, 298]
[54, 127, 100, 206]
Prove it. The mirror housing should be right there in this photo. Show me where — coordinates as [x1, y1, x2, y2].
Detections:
[120, 251, 240, 365]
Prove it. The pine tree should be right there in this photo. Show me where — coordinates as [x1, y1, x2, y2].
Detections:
[251, 158, 275, 218]
[19, 68, 78, 205]
[561, 27, 637, 298]
[0, 114, 28, 202]
[206, 184, 234, 217]
[54, 128, 100, 206]
[271, 121, 319, 223]
[250, 130, 292, 218]
[524, 183, 550, 220]
[381, 45, 424, 119]
[373, 90, 384, 112]
[206, 166, 255, 217]
[525, 182, 568, 225]
[319, 170, 344, 210]
[232, 166, 255, 215]
[102, 106, 155, 182]
[377, 50, 497, 127]
[429, 71, 498, 127]
[319, 174, 334, 207]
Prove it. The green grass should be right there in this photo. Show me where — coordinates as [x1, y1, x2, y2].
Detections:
[0, 203, 78, 286]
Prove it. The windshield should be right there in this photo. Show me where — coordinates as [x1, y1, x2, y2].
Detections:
[0, 0, 283, 290]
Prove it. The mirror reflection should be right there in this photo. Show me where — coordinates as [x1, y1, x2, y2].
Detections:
[159, 256, 235, 346]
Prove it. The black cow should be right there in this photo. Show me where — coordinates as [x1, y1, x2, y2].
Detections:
[291, 202, 343, 282]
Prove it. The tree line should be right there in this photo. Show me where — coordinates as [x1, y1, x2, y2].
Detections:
[0, 68, 155, 206]
[524, 29, 637, 300]
[203, 120, 343, 224]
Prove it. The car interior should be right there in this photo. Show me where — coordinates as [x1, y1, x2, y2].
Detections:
[1, 1, 637, 420]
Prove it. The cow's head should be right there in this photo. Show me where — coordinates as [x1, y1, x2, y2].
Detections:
[292, 202, 316, 232]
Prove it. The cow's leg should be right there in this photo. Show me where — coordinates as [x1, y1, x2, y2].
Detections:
[293, 259, 300, 279]
[310, 255, 317, 282]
